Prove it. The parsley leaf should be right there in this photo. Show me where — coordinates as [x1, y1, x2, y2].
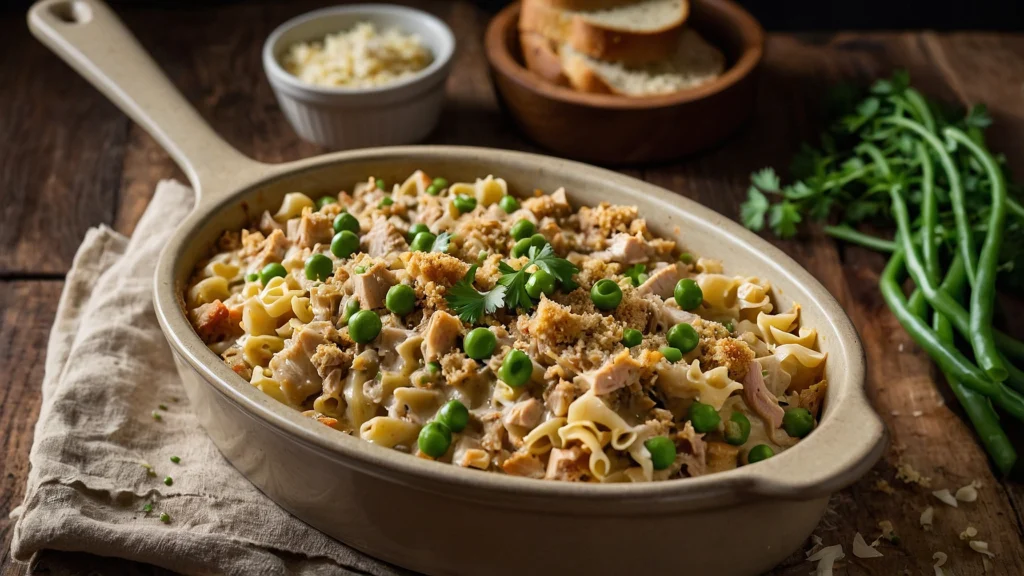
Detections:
[768, 201, 802, 238]
[431, 231, 452, 254]
[498, 244, 578, 311]
[964, 104, 992, 129]
[740, 187, 769, 231]
[445, 265, 505, 324]
[751, 167, 780, 193]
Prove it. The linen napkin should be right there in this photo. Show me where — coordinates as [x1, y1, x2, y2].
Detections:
[10, 180, 407, 576]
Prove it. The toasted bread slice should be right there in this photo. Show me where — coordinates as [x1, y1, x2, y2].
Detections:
[560, 28, 725, 96]
[519, 0, 689, 66]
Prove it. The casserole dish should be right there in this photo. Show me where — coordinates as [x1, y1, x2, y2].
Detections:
[29, 1, 885, 575]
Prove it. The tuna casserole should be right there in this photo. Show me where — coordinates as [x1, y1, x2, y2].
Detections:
[186, 172, 827, 482]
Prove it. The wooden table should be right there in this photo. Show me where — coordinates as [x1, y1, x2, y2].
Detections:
[2, 1, 1023, 574]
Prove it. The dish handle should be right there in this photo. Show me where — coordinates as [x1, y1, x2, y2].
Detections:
[27, 0, 270, 207]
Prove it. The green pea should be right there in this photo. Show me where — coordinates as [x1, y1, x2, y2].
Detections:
[410, 231, 436, 252]
[331, 230, 360, 259]
[354, 265, 367, 274]
[378, 196, 394, 208]
[511, 237, 533, 258]
[463, 327, 496, 360]
[724, 320, 735, 333]
[341, 299, 360, 325]
[245, 273, 258, 283]
[782, 408, 815, 438]
[437, 399, 469, 433]
[426, 361, 441, 374]
[747, 444, 775, 464]
[679, 252, 694, 264]
[621, 328, 643, 348]
[525, 269, 556, 299]
[316, 196, 337, 209]
[499, 195, 519, 213]
[689, 401, 721, 433]
[529, 234, 547, 250]
[385, 284, 416, 316]
[432, 177, 448, 189]
[498, 349, 532, 387]
[259, 262, 287, 285]
[635, 273, 649, 286]
[348, 310, 382, 344]
[418, 421, 452, 458]
[333, 212, 360, 234]
[376, 178, 386, 190]
[724, 411, 751, 446]
[666, 323, 699, 354]
[660, 346, 682, 363]
[408, 223, 430, 241]
[160, 512, 171, 523]
[425, 183, 440, 196]
[674, 278, 703, 311]
[304, 253, 334, 281]
[510, 219, 535, 241]
[644, 436, 676, 470]
[478, 250, 488, 262]
[453, 194, 477, 214]
[590, 279, 622, 310]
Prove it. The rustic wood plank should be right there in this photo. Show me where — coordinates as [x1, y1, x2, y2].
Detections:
[0, 15, 128, 277]
[0, 281, 62, 576]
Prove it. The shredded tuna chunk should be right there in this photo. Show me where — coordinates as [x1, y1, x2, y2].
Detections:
[592, 233, 652, 264]
[270, 321, 339, 406]
[676, 422, 707, 477]
[742, 360, 784, 428]
[423, 311, 463, 362]
[637, 263, 685, 299]
[545, 446, 591, 481]
[363, 217, 408, 257]
[503, 398, 544, 430]
[352, 262, 396, 309]
[252, 228, 290, 270]
[579, 350, 642, 395]
[191, 300, 235, 343]
[293, 209, 334, 248]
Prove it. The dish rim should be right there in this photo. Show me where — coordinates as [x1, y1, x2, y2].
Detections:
[261, 3, 456, 98]
[484, 0, 765, 110]
[154, 145, 885, 510]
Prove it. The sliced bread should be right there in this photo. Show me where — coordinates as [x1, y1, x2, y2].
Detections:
[520, 32, 570, 86]
[519, 0, 689, 66]
[559, 28, 725, 96]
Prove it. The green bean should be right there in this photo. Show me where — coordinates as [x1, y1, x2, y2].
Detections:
[823, 225, 897, 253]
[932, 263, 1017, 475]
[917, 142, 939, 285]
[944, 127, 1008, 383]
[880, 253, 1024, 421]
[885, 117, 976, 284]
[888, 184, 1008, 382]
[904, 88, 936, 134]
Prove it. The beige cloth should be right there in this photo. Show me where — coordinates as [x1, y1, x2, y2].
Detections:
[11, 181, 407, 576]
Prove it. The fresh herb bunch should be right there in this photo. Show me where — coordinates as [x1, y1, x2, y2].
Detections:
[446, 244, 578, 324]
[740, 71, 1024, 475]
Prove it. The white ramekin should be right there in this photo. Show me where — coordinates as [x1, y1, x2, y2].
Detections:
[262, 4, 455, 150]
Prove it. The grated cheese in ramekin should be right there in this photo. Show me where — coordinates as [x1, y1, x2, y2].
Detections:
[281, 22, 433, 88]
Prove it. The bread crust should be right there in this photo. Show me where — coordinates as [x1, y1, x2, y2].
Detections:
[520, 32, 570, 86]
[519, 0, 689, 66]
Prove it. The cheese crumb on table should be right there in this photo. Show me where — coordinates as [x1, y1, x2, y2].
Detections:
[281, 22, 433, 88]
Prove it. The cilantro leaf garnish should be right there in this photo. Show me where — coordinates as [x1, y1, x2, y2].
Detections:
[431, 231, 452, 254]
[768, 201, 802, 238]
[740, 186, 769, 231]
[445, 264, 505, 324]
[750, 167, 780, 193]
[498, 244, 578, 311]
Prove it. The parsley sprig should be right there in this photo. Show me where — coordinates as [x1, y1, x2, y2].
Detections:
[431, 231, 452, 254]
[445, 265, 506, 324]
[498, 244, 578, 312]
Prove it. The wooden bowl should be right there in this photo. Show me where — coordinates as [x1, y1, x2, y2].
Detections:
[485, 0, 764, 165]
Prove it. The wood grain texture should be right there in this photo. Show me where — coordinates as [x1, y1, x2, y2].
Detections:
[1, 1, 1023, 574]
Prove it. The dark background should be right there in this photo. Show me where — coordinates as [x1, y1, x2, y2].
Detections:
[1, 0, 1023, 30]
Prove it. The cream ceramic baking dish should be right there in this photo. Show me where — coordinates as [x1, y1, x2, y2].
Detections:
[29, 1, 886, 574]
